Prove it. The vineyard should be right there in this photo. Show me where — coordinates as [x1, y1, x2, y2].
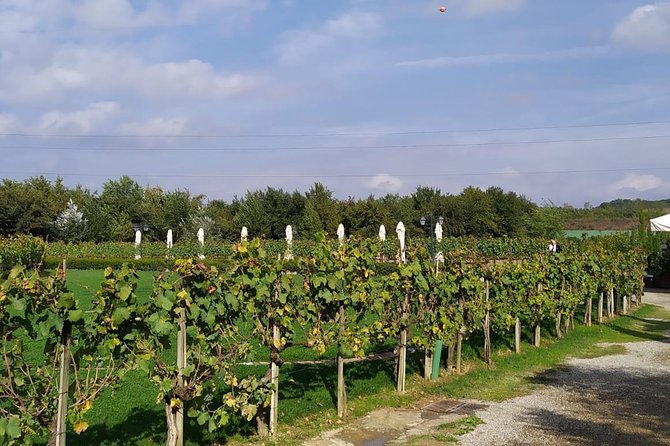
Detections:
[0, 234, 647, 446]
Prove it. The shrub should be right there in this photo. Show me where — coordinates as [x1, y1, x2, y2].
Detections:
[0, 235, 45, 268]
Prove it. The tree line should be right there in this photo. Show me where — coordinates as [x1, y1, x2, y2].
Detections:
[0, 175, 568, 243]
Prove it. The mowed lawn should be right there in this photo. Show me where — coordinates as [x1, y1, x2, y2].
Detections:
[61, 269, 404, 446]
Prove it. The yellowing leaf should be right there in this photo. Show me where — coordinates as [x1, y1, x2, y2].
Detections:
[170, 398, 182, 408]
[74, 420, 89, 434]
[225, 395, 236, 407]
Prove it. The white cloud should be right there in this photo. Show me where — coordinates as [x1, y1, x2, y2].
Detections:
[367, 173, 403, 192]
[0, 113, 19, 133]
[500, 166, 520, 178]
[0, 46, 264, 103]
[463, 0, 526, 16]
[0, 0, 266, 31]
[611, 173, 664, 192]
[35, 102, 121, 134]
[612, 2, 670, 52]
[119, 116, 191, 136]
[73, 0, 170, 29]
[397, 45, 610, 68]
[278, 12, 382, 63]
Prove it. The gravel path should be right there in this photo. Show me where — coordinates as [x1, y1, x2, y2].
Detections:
[459, 290, 670, 446]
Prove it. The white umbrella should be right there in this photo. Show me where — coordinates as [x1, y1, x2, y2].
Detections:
[396, 222, 406, 263]
[379, 224, 386, 242]
[167, 229, 173, 249]
[337, 223, 345, 245]
[435, 222, 443, 242]
[197, 228, 205, 259]
[285, 225, 293, 260]
[134, 230, 142, 260]
[241, 226, 248, 241]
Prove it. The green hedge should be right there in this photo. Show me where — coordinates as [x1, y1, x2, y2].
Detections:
[0, 235, 45, 268]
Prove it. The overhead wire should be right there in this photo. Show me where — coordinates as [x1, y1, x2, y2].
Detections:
[2, 166, 669, 180]
[0, 134, 668, 152]
[0, 119, 669, 139]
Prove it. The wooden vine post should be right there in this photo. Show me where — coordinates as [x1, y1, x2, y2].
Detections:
[483, 280, 491, 365]
[585, 296, 592, 326]
[174, 308, 187, 446]
[456, 328, 464, 374]
[337, 304, 347, 417]
[270, 321, 280, 432]
[424, 347, 433, 381]
[55, 260, 69, 446]
[514, 317, 521, 354]
[336, 230, 348, 417]
[397, 294, 408, 394]
[425, 257, 442, 381]
[446, 343, 455, 373]
[608, 288, 614, 318]
[396, 222, 407, 394]
[597, 291, 604, 323]
[555, 281, 563, 339]
[534, 283, 542, 347]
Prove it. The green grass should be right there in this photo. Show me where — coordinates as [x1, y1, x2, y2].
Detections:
[53, 271, 670, 445]
[404, 416, 485, 445]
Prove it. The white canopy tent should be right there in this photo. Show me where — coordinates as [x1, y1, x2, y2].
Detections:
[650, 214, 670, 232]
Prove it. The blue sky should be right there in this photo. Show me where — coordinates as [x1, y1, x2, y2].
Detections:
[1, 0, 669, 206]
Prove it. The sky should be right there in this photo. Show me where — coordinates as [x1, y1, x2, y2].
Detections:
[1, 0, 669, 207]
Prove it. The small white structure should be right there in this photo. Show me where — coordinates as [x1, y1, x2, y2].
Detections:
[241, 226, 248, 242]
[396, 222, 406, 264]
[379, 224, 386, 242]
[435, 222, 443, 242]
[337, 223, 345, 245]
[167, 229, 173, 249]
[651, 214, 670, 232]
[197, 227, 205, 259]
[285, 225, 294, 260]
[134, 230, 142, 260]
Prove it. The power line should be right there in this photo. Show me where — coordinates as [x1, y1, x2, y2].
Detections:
[1, 119, 670, 139]
[0, 134, 668, 152]
[2, 166, 669, 180]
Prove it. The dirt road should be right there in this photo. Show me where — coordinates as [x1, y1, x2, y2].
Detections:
[459, 290, 670, 446]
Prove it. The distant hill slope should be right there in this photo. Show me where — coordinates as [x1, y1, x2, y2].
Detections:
[595, 198, 670, 217]
[560, 198, 670, 231]
[563, 218, 638, 231]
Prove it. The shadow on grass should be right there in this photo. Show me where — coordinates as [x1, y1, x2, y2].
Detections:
[610, 314, 670, 343]
[526, 366, 670, 445]
[69, 405, 259, 446]
[278, 356, 400, 412]
[69, 407, 164, 446]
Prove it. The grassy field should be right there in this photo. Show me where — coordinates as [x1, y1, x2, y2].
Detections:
[55, 270, 670, 446]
